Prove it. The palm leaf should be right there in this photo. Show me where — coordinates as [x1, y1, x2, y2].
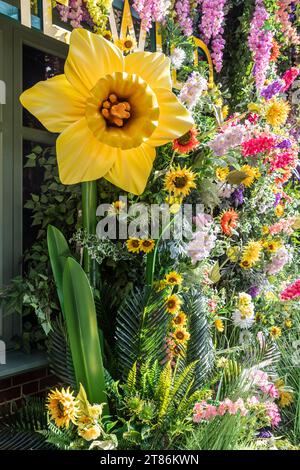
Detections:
[184, 289, 214, 389]
[115, 287, 169, 379]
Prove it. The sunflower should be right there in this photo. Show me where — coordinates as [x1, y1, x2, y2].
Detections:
[164, 166, 197, 198]
[269, 326, 282, 339]
[20, 29, 193, 195]
[240, 165, 261, 187]
[172, 127, 199, 154]
[126, 238, 141, 253]
[102, 30, 112, 41]
[173, 327, 190, 343]
[215, 167, 230, 182]
[265, 99, 290, 127]
[220, 209, 239, 236]
[47, 387, 79, 428]
[116, 35, 137, 53]
[165, 271, 183, 286]
[172, 311, 187, 327]
[240, 240, 262, 269]
[140, 239, 155, 253]
[263, 239, 282, 252]
[214, 318, 224, 332]
[166, 294, 182, 314]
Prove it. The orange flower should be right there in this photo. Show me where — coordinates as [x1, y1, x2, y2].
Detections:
[270, 40, 280, 62]
[220, 209, 238, 236]
[172, 127, 199, 154]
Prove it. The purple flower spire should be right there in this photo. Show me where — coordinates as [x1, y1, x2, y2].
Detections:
[248, 286, 260, 298]
[232, 185, 245, 206]
[261, 79, 285, 100]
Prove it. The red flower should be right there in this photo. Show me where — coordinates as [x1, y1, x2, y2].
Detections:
[220, 209, 239, 236]
[173, 127, 199, 154]
[242, 134, 276, 157]
[282, 67, 300, 92]
[280, 279, 300, 301]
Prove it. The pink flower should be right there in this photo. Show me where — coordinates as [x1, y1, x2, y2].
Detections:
[265, 401, 281, 427]
[247, 395, 260, 406]
[248, 0, 273, 89]
[280, 279, 300, 301]
[260, 383, 279, 399]
[217, 402, 227, 416]
[242, 134, 276, 157]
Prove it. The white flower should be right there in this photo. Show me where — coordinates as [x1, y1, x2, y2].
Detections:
[232, 310, 255, 329]
[170, 47, 186, 70]
[179, 72, 208, 109]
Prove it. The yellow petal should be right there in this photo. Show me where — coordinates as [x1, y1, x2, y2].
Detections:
[56, 118, 117, 184]
[148, 88, 194, 147]
[20, 74, 86, 133]
[105, 144, 156, 195]
[65, 28, 124, 96]
[124, 52, 172, 91]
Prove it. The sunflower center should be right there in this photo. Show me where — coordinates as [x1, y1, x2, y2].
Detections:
[167, 300, 176, 308]
[142, 240, 152, 247]
[174, 176, 188, 188]
[177, 131, 192, 145]
[124, 40, 133, 48]
[176, 331, 185, 340]
[131, 240, 140, 248]
[100, 93, 131, 128]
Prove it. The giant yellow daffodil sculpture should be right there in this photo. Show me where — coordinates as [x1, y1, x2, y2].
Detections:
[20, 29, 193, 195]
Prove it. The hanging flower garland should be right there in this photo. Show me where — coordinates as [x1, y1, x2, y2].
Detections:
[132, 0, 171, 32]
[248, 0, 273, 90]
[174, 0, 194, 37]
[198, 0, 227, 73]
[55, 0, 112, 33]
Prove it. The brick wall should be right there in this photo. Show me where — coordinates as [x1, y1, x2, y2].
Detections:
[0, 367, 59, 413]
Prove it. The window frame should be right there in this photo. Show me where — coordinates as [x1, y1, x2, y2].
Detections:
[0, 13, 67, 345]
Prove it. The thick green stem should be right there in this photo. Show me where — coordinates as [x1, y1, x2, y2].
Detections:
[81, 181, 97, 287]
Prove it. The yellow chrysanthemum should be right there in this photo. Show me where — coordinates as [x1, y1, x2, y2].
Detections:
[275, 204, 285, 217]
[214, 318, 224, 332]
[173, 327, 190, 343]
[261, 225, 270, 235]
[140, 239, 155, 253]
[265, 291, 277, 302]
[240, 241, 262, 269]
[279, 390, 294, 407]
[227, 246, 240, 262]
[215, 167, 230, 182]
[222, 105, 229, 119]
[172, 311, 187, 327]
[164, 166, 197, 197]
[116, 35, 137, 53]
[238, 292, 254, 318]
[78, 424, 102, 441]
[285, 318, 292, 328]
[20, 29, 193, 195]
[269, 326, 282, 339]
[166, 294, 182, 314]
[265, 99, 290, 127]
[240, 165, 261, 187]
[126, 238, 141, 253]
[47, 387, 79, 428]
[165, 271, 183, 286]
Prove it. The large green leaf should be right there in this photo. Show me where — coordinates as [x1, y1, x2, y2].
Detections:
[62, 257, 108, 411]
[47, 225, 71, 313]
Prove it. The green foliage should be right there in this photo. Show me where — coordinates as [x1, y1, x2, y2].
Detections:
[184, 290, 214, 389]
[109, 360, 207, 449]
[0, 397, 51, 450]
[115, 287, 169, 380]
[62, 256, 107, 409]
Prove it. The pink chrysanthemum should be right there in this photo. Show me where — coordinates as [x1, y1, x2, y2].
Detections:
[280, 279, 300, 301]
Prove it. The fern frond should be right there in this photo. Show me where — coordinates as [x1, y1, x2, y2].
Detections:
[127, 362, 137, 393]
[170, 361, 197, 402]
[40, 422, 76, 450]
